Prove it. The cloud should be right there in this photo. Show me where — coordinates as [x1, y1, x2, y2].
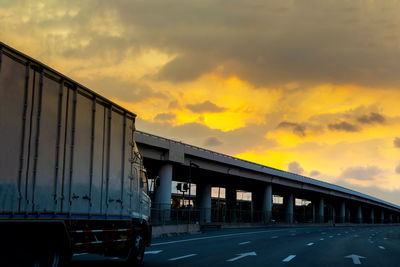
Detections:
[5, 0, 400, 88]
[288, 161, 304, 175]
[136, 118, 277, 156]
[186, 101, 227, 113]
[154, 112, 176, 121]
[277, 121, 306, 137]
[310, 170, 320, 177]
[335, 180, 400, 206]
[87, 76, 165, 103]
[396, 163, 400, 174]
[328, 121, 359, 132]
[357, 112, 385, 124]
[168, 100, 181, 109]
[340, 165, 384, 181]
[394, 137, 400, 148]
[156, 54, 214, 82]
[204, 137, 223, 147]
[111, 0, 400, 88]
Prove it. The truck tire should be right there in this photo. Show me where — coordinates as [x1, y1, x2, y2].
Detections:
[126, 233, 145, 266]
[32, 234, 70, 267]
[1, 221, 70, 267]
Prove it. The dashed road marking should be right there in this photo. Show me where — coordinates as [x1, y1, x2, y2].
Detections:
[378, 246, 385, 250]
[307, 242, 314, 246]
[320, 238, 325, 241]
[73, 253, 88, 257]
[271, 236, 279, 239]
[226, 252, 257, 262]
[151, 228, 292, 246]
[384, 237, 388, 240]
[145, 250, 163, 255]
[168, 254, 197, 261]
[239, 241, 251, 245]
[329, 236, 333, 238]
[282, 255, 296, 262]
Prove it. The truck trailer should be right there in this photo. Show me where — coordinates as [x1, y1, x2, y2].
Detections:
[0, 42, 152, 266]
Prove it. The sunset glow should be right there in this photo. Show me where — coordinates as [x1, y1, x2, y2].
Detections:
[2, 0, 400, 205]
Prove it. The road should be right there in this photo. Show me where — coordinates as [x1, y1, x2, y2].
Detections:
[71, 225, 400, 266]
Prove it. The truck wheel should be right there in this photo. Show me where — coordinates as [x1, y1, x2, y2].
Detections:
[33, 239, 68, 267]
[126, 234, 145, 266]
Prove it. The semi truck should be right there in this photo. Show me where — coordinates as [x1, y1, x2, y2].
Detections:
[0, 42, 152, 266]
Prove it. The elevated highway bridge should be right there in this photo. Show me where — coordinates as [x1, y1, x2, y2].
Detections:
[135, 130, 400, 225]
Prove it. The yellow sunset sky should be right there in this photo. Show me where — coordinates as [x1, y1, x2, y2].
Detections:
[1, 0, 400, 205]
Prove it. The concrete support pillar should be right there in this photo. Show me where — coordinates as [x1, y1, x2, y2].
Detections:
[284, 193, 294, 224]
[262, 184, 273, 223]
[370, 208, 374, 224]
[196, 182, 211, 224]
[332, 206, 336, 224]
[339, 201, 346, 223]
[318, 198, 324, 223]
[251, 190, 261, 223]
[226, 186, 236, 222]
[389, 214, 393, 223]
[153, 164, 173, 223]
[346, 208, 351, 223]
[381, 210, 385, 224]
[312, 204, 316, 223]
[357, 206, 362, 224]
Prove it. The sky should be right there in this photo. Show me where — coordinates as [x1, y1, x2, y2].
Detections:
[1, 0, 400, 205]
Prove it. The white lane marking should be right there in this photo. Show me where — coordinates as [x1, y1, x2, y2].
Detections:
[345, 231, 349, 234]
[354, 235, 359, 237]
[384, 237, 388, 240]
[168, 254, 197, 261]
[73, 253, 88, 257]
[337, 233, 341, 236]
[320, 238, 325, 241]
[329, 236, 333, 238]
[239, 241, 251, 245]
[271, 236, 279, 239]
[145, 250, 163, 255]
[282, 255, 296, 262]
[378, 246, 385, 250]
[345, 254, 366, 265]
[152, 228, 295, 246]
[226, 252, 257, 262]
[307, 242, 314, 246]
[111, 257, 119, 260]
[291, 234, 296, 236]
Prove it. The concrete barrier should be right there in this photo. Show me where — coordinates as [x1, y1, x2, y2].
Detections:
[152, 224, 201, 238]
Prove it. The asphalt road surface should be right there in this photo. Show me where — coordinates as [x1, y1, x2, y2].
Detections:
[71, 225, 400, 266]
